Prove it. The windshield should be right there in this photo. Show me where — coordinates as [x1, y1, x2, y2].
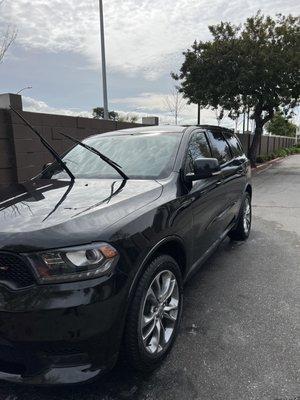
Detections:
[50, 132, 182, 180]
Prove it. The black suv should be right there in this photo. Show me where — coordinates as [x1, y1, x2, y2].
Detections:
[0, 125, 251, 385]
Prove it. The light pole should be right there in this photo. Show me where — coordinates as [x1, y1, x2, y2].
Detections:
[99, 0, 109, 120]
[197, 104, 201, 125]
[17, 86, 32, 94]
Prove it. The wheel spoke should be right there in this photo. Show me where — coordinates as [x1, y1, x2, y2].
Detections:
[151, 319, 161, 353]
[161, 277, 176, 302]
[164, 302, 178, 313]
[142, 319, 156, 342]
[159, 318, 166, 346]
[142, 311, 156, 328]
[146, 287, 159, 307]
[163, 311, 177, 322]
[154, 275, 163, 299]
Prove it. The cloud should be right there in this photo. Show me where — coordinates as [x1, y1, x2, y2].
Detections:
[1, 0, 299, 79]
[23, 96, 92, 118]
[23, 93, 257, 130]
[110, 92, 235, 126]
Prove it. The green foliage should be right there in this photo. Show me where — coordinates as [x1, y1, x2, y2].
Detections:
[256, 146, 299, 163]
[173, 11, 300, 165]
[92, 107, 119, 121]
[92, 108, 139, 123]
[276, 148, 288, 157]
[266, 112, 297, 137]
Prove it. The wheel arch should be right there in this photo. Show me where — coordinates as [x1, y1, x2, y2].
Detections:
[127, 236, 187, 302]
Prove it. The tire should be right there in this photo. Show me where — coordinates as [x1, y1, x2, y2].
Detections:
[124, 255, 183, 372]
[228, 192, 252, 240]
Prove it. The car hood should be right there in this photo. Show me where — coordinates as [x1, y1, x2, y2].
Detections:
[0, 178, 162, 252]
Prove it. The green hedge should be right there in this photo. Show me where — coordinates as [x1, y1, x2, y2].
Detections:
[256, 146, 300, 163]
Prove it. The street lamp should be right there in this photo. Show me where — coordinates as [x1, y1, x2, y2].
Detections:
[17, 86, 32, 94]
[99, 0, 109, 120]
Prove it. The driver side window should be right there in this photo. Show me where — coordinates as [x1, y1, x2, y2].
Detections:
[185, 131, 212, 174]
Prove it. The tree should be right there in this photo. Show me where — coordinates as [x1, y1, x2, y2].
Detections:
[0, 1, 17, 64]
[266, 112, 297, 137]
[172, 11, 300, 166]
[164, 87, 186, 125]
[92, 108, 140, 123]
[214, 107, 225, 126]
[92, 107, 119, 121]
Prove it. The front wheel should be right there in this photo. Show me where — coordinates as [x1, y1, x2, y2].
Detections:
[124, 255, 183, 372]
[228, 193, 252, 240]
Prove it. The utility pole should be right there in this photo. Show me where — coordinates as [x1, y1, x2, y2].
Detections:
[99, 0, 109, 120]
[197, 104, 201, 125]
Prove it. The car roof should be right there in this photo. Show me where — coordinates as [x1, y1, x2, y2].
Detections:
[87, 124, 234, 140]
[184, 124, 234, 133]
[98, 125, 185, 137]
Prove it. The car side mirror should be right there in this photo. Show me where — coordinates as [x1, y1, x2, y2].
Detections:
[186, 158, 221, 181]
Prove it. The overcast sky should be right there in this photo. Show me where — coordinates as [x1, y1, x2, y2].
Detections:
[0, 0, 299, 127]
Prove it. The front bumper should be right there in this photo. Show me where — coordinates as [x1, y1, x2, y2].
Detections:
[0, 272, 128, 385]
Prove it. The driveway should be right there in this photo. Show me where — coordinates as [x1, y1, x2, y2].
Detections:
[1, 156, 299, 400]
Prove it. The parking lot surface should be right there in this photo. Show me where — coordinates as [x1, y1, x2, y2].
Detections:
[0, 156, 299, 400]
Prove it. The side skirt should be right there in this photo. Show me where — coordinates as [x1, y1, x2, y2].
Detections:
[184, 224, 234, 283]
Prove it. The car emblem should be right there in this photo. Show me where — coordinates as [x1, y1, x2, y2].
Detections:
[0, 265, 9, 271]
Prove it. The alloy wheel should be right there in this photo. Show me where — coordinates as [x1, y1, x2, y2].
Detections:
[140, 270, 179, 354]
[243, 197, 251, 234]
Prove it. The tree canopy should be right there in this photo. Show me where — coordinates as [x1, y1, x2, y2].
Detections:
[266, 112, 297, 137]
[92, 107, 139, 123]
[172, 11, 300, 165]
[92, 107, 119, 121]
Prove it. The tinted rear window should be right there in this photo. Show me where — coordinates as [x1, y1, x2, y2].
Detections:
[207, 131, 232, 164]
[223, 132, 244, 157]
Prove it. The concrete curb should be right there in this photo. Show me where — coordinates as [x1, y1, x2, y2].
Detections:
[251, 157, 285, 175]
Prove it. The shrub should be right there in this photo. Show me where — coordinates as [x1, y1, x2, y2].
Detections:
[276, 148, 288, 157]
[256, 146, 298, 163]
[256, 155, 265, 163]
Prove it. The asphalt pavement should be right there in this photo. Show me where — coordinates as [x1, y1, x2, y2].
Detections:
[0, 155, 299, 400]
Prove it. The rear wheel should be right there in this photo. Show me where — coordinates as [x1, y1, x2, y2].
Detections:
[124, 255, 183, 372]
[228, 193, 252, 240]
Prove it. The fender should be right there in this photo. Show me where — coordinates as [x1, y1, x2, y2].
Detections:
[126, 234, 186, 303]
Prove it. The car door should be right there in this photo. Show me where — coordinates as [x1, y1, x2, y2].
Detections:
[182, 130, 228, 265]
[221, 131, 248, 220]
[205, 129, 246, 230]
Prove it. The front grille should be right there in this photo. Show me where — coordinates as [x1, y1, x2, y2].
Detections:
[0, 253, 36, 288]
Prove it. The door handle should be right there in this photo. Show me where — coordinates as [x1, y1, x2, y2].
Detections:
[216, 180, 222, 186]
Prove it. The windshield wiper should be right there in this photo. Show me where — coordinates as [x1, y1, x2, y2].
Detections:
[9, 106, 75, 181]
[55, 130, 129, 180]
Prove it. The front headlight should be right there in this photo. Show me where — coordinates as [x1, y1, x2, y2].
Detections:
[25, 243, 119, 284]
